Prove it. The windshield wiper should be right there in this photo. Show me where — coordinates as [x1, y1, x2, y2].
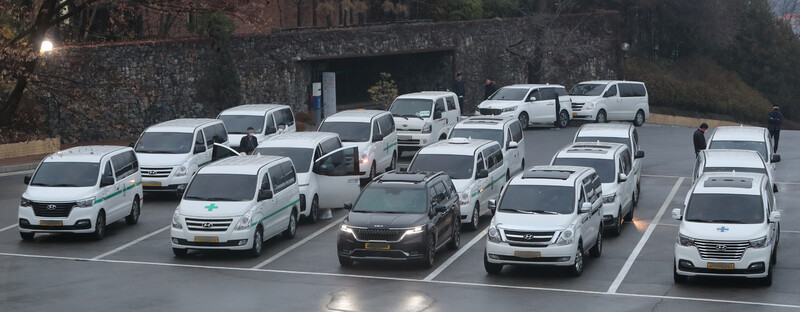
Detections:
[51, 183, 82, 187]
[392, 113, 408, 120]
[530, 210, 558, 215]
[401, 114, 424, 120]
[136, 150, 177, 154]
[28, 182, 49, 186]
[709, 219, 746, 224]
[499, 208, 534, 214]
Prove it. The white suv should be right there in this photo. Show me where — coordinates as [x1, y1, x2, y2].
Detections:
[569, 80, 649, 126]
[573, 123, 645, 201]
[477, 84, 573, 129]
[551, 142, 636, 236]
[391, 91, 461, 150]
[707, 126, 781, 175]
[171, 156, 301, 257]
[672, 172, 780, 286]
[407, 138, 507, 230]
[449, 116, 526, 177]
[20, 146, 143, 240]
[694, 149, 777, 192]
[484, 166, 604, 276]
[217, 104, 296, 151]
[319, 110, 398, 180]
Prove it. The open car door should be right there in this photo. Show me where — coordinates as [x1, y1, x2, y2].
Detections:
[314, 146, 361, 209]
[212, 143, 241, 162]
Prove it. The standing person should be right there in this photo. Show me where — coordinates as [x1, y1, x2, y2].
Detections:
[768, 105, 783, 152]
[694, 123, 708, 156]
[239, 127, 259, 155]
[452, 72, 466, 107]
[484, 78, 498, 100]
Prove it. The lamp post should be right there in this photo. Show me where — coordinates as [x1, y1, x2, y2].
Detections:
[621, 42, 630, 80]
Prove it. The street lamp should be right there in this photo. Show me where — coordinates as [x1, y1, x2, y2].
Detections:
[40, 40, 53, 54]
[621, 42, 630, 80]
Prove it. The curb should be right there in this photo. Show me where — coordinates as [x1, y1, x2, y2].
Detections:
[0, 162, 38, 174]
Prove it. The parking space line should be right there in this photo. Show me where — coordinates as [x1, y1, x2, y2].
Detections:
[423, 228, 487, 281]
[0, 170, 34, 178]
[251, 215, 347, 269]
[641, 174, 689, 179]
[607, 177, 684, 294]
[91, 226, 169, 260]
[0, 223, 17, 233]
[1, 251, 798, 309]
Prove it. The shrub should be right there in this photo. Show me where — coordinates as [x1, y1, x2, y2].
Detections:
[367, 73, 398, 110]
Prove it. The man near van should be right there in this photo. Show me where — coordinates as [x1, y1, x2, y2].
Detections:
[484, 78, 498, 100]
[768, 105, 783, 152]
[240, 127, 259, 155]
[694, 123, 708, 156]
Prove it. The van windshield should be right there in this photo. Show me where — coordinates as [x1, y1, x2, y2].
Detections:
[352, 187, 427, 213]
[29, 162, 100, 187]
[684, 194, 764, 224]
[708, 140, 768, 162]
[183, 174, 257, 202]
[449, 128, 504, 147]
[255, 147, 314, 173]
[390, 99, 433, 119]
[318, 122, 370, 142]
[553, 157, 616, 183]
[498, 185, 575, 214]
[135, 132, 193, 154]
[488, 88, 528, 101]
[409, 154, 473, 179]
[569, 83, 606, 96]
[219, 115, 265, 134]
[575, 136, 631, 153]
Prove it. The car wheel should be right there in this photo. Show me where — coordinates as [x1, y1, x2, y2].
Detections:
[467, 203, 480, 231]
[305, 195, 319, 224]
[282, 210, 297, 239]
[338, 255, 353, 267]
[518, 112, 529, 130]
[558, 110, 570, 128]
[125, 199, 140, 225]
[448, 219, 461, 250]
[249, 227, 263, 258]
[390, 153, 397, 171]
[421, 234, 436, 268]
[172, 248, 188, 257]
[484, 252, 503, 275]
[521, 158, 525, 170]
[624, 194, 635, 222]
[369, 162, 377, 180]
[92, 211, 106, 241]
[595, 110, 607, 123]
[633, 110, 645, 127]
[673, 260, 688, 284]
[569, 242, 584, 277]
[20, 232, 34, 241]
[760, 263, 773, 286]
[610, 208, 623, 237]
[589, 225, 603, 258]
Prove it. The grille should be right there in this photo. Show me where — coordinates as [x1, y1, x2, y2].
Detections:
[185, 217, 233, 232]
[352, 228, 406, 242]
[31, 202, 75, 218]
[571, 103, 584, 112]
[694, 239, 749, 261]
[141, 167, 173, 178]
[480, 108, 502, 115]
[503, 230, 555, 245]
[398, 139, 420, 145]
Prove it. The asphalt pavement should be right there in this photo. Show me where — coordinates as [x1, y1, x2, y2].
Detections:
[1, 123, 799, 311]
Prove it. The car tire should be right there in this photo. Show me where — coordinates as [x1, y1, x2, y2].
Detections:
[92, 211, 106, 241]
[249, 227, 263, 258]
[390, 153, 397, 171]
[610, 208, 623, 237]
[484, 252, 503, 275]
[521, 158, 525, 171]
[624, 195, 634, 222]
[760, 263, 773, 286]
[589, 225, 603, 258]
[673, 260, 688, 284]
[338, 255, 353, 267]
[518, 112, 530, 130]
[125, 198, 140, 225]
[305, 195, 319, 224]
[557, 110, 570, 128]
[448, 218, 461, 250]
[633, 110, 645, 127]
[369, 162, 377, 180]
[595, 110, 607, 123]
[421, 234, 436, 268]
[467, 203, 480, 231]
[569, 242, 584, 277]
[439, 134, 447, 141]
[282, 210, 297, 239]
[172, 248, 188, 257]
[20, 232, 34, 241]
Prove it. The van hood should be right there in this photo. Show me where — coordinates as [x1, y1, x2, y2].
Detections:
[346, 211, 428, 228]
[680, 222, 766, 241]
[341, 141, 370, 156]
[493, 211, 575, 231]
[570, 95, 602, 103]
[478, 100, 522, 109]
[297, 172, 310, 186]
[394, 118, 429, 131]
[23, 186, 96, 202]
[602, 183, 618, 196]
[451, 179, 471, 192]
[178, 200, 253, 218]
[136, 153, 189, 167]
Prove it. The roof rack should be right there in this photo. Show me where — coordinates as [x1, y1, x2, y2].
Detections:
[379, 172, 432, 183]
[703, 177, 753, 189]
[522, 169, 574, 180]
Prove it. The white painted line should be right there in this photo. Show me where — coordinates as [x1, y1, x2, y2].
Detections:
[607, 177, 684, 294]
[0, 223, 18, 233]
[424, 228, 488, 281]
[0, 251, 798, 309]
[91, 225, 169, 260]
[251, 215, 347, 269]
[641, 174, 690, 179]
[0, 170, 34, 177]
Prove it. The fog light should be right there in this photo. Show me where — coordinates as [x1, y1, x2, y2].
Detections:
[171, 238, 180, 244]
[488, 253, 500, 260]
[238, 239, 248, 246]
[556, 257, 571, 262]
[422, 139, 427, 144]
[679, 260, 694, 268]
[748, 262, 764, 270]
[75, 219, 91, 226]
[18, 219, 30, 226]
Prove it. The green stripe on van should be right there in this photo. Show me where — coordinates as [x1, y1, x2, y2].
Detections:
[94, 181, 143, 204]
[383, 142, 398, 152]
[250, 198, 301, 227]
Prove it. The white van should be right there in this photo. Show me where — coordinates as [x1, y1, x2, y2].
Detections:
[449, 116, 526, 177]
[134, 119, 239, 196]
[569, 81, 649, 126]
[707, 126, 780, 174]
[318, 110, 398, 180]
[19, 146, 143, 240]
[171, 156, 301, 257]
[672, 172, 780, 286]
[255, 132, 362, 223]
[407, 138, 507, 230]
[477, 84, 573, 129]
[694, 149, 777, 192]
[573, 123, 645, 200]
[217, 104, 296, 151]
[390, 91, 461, 150]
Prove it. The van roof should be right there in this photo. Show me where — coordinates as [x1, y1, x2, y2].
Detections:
[323, 110, 388, 123]
[218, 104, 289, 116]
[555, 142, 626, 159]
[694, 172, 766, 195]
[199, 155, 286, 175]
[146, 118, 220, 133]
[417, 138, 496, 156]
[455, 116, 516, 129]
[43, 145, 128, 163]
[576, 123, 633, 138]
[395, 91, 456, 100]
[701, 149, 765, 169]
[257, 132, 339, 148]
[504, 84, 565, 89]
[711, 126, 768, 142]
[510, 165, 592, 187]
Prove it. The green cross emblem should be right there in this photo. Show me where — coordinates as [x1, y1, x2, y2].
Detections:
[205, 203, 219, 212]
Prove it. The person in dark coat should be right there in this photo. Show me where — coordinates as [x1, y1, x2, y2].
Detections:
[239, 127, 259, 155]
[452, 73, 465, 98]
[768, 105, 783, 152]
[484, 79, 498, 100]
[694, 123, 708, 156]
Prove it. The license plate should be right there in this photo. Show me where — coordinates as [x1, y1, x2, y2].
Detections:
[572, 112, 578, 116]
[365, 243, 390, 250]
[707, 262, 734, 270]
[398, 135, 411, 140]
[142, 181, 161, 187]
[194, 236, 218, 243]
[39, 220, 62, 226]
[514, 251, 541, 258]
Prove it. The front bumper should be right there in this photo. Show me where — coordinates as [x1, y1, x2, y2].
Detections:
[337, 231, 427, 261]
[142, 174, 191, 191]
[397, 132, 436, 148]
[571, 111, 596, 120]
[18, 206, 97, 233]
[485, 240, 577, 266]
[674, 244, 771, 278]
[602, 202, 619, 226]
[170, 221, 254, 251]
[459, 199, 477, 223]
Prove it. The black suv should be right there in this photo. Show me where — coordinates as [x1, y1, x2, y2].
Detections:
[337, 171, 461, 267]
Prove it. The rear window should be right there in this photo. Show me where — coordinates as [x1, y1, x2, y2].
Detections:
[619, 83, 646, 97]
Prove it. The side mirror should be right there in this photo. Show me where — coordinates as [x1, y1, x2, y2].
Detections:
[176, 184, 186, 197]
[258, 189, 273, 201]
[476, 169, 489, 179]
[344, 202, 353, 211]
[507, 141, 519, 149]
[372, 133, 384, 142]
[488, 199, 497, 213]
[579, 202, 592, 214]
[529, 96, 537, 101]
[768, 211, 781, 223]
[771, 154, 781, 163]
[434, 203, 447, 213]
[635, 151, 645, 159]
[24, 175, 31, 185]
[671, 208, 682, 221]
[100, 175, 115, 187]
[194, 145, 206, 154]
[618, 173, 628, 182]
[265, 127, 277, 135]
[399, 167, 407, 172]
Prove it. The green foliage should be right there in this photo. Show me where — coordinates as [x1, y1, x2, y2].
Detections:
[193, 10, 242, 113]
[431, 0, 486, 21]
[186, 10, 236, 38]
[367, 73, 398, 110]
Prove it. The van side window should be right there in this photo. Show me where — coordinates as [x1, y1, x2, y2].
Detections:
[261, 171, 271, 191]
[505, 129, 513, 147]
[476, 153, 486, 173]
[269, 165, 286, 194]
[202, 127, 214, 148]
[510, 122, 523, 142]
[111, 152, 136, 180]
[213, 123, 228, 143]
[195, 132, 205, 147]
[485, 145, 503, 171]
[126, 151, 139, 173]
[280, 161, 296, 186]
[591, 173, 602, 199]
[622, 151, 632, 174]
[265, 114, 276, 134]
[273, 110, 287, 127]
[378, 115, 394, 134]
[630, 84, 647, 97]
[540, 88, 556, 100]
[446, 96, 456, 110]
[555, 87, 568, 97]
[320, 138, 342, 155]
[632, 129, 639, 152]
[434, 99, 445, 116]
[103, 161, 114, 180]
[619, 83, 634, 97]
[282, 109, 295, 126]
[527, 89, 541, 102]
[432, 181, 448, 204]
[604, 85, 618, 97]
[578, 187, 586, 205]
[372, 121, 381, 138]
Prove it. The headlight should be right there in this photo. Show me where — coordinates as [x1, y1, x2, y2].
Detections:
[361, 152, 370, 165]
[459, 192, 471, 205]
[501, 105, 517, 112]
[20, 197, 31, 207]
[404, 225, 424, 236]
[677, 234, 694, 247]
[487, 225, 502, 243]
[556, 229, 574, 246]
[75, 197, 96, 208]
[171, 210, 183, 229]
[235, 208, 256, 231]
[584, 102, 596, 109]
[175, 160, 191, 177]
[749, 236, 768, 248]
[603, 193, 617, 204]
[422, 122, 432, 134]
[340, 224, 354, 234]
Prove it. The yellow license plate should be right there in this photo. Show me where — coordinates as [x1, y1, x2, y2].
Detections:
[194, 236, 218, 243]
[365, 243, 390, 250]
[514, 251, 541, 258]
[142, 181, 161, 187]
[707, 262, 734, 270]
[572, 112, 578, 116]
[39, 220, 62, 226]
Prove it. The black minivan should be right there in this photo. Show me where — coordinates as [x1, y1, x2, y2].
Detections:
[337, 171, 461, 267]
